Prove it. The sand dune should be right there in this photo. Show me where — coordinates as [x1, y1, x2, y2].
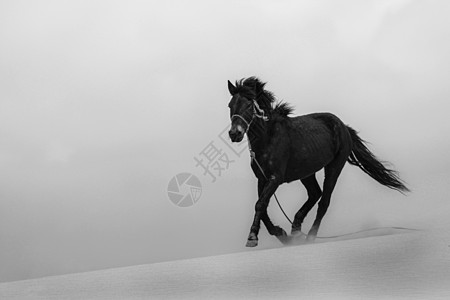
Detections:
[1, 228, 449, 299]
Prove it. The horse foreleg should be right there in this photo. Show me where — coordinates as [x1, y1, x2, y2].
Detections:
[256, 179, 287, 238]
[247, 176, 280, 247]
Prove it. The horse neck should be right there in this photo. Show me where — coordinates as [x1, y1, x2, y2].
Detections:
[247, 94, 272, 154]
[247, 117, 269, 154]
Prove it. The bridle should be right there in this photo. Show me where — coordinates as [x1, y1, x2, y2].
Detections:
[231, 99, 269, 134]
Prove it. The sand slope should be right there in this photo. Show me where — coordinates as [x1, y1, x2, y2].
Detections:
[1, 228, 449, 299]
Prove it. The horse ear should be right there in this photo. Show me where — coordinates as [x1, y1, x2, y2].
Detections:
[228, 80, 237, 95]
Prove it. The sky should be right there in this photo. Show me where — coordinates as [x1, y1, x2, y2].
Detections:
[1, 0, 450, 282]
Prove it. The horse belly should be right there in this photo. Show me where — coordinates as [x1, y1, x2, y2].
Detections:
[285, 133, 335, 182]
[285, 158, 332, 182]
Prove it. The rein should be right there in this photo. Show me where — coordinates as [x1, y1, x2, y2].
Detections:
[229, 99, 292, 224]
[231, 101, 293, 225]
[249, 142, 294, 225]
[250, 154, 420, 239]
[250, 149, 421, 238]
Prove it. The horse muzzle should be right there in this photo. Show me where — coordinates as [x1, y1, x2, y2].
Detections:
[229, 125, 245, 143]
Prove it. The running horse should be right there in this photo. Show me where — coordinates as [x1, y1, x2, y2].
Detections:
[227, 77, 409, 247]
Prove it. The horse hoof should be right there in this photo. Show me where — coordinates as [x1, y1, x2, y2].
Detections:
[246, 239, 258, 247]
[291, 226, 302, 235]
[274, 227, 287, 237]
[274, 228, 291, 245]
[292, 231, 307, 239]
[306, 234, 316, 243]
[276, 236, 291, 245]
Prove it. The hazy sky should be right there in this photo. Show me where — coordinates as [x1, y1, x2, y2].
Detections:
[1, 0, 450, 282]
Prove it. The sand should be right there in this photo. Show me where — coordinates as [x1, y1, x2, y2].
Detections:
[1, 227, 449, 299]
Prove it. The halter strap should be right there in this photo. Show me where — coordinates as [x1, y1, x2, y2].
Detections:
[231, 100, 269, 134]
[230, 113, 254, 134]
[253, 100, 269, 121]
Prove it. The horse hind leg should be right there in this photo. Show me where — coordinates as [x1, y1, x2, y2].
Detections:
[307, 157, 347, 241]
[261, 212, 290, 245]
[291, 174, 322, 235]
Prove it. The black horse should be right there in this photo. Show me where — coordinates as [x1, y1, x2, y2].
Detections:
[227, 77, 409, 247]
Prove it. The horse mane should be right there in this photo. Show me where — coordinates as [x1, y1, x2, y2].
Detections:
[273, 102, 294, 117]
[235, 77, 294, 118]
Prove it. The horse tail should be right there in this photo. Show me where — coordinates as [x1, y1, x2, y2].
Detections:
[346, 126, 409, 193]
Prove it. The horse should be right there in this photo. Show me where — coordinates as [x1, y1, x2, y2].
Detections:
[227, 77, 409, 247]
